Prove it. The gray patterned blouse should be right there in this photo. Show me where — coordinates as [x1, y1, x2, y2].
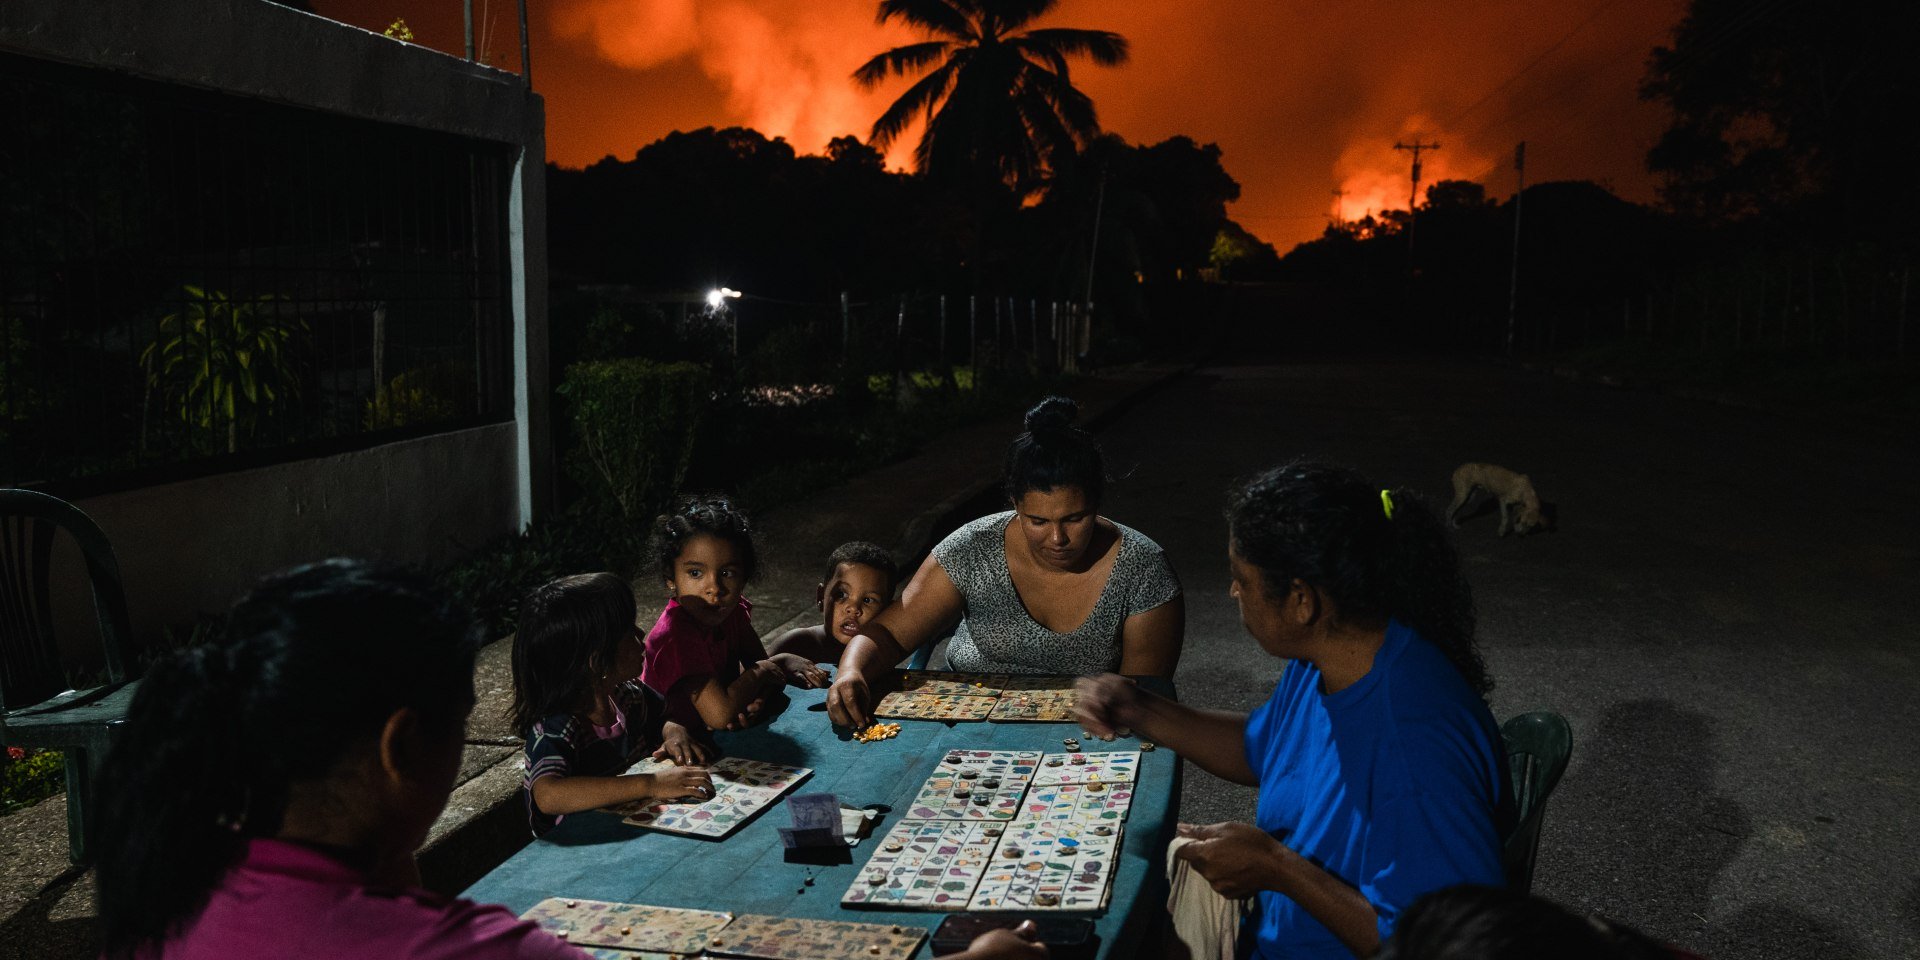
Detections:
[933, 511, 1181, 675]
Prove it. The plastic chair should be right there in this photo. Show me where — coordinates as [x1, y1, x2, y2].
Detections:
[1, 489, 142, 864]
[1500, 710, 1572, 893]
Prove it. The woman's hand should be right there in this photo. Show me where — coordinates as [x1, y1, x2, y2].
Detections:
[646, 764, 715, 802]
[826, 668, 873, 728]
[956, 922, 1047, 960]
[1174, 822, 1289, 899]
[652, 721, 711, 765]
[767, 653, 831, 689]
[1074, 673, 1146, 740]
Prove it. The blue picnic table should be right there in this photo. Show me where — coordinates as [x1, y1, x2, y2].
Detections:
[463, 679, 1182, 959]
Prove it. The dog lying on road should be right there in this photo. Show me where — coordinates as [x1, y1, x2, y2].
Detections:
[1448, 463, 1551, 536]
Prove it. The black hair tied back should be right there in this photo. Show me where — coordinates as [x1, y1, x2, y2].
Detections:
[1024, 395, 1078, 436]
[1226, 461, 1491, 696]
[1005, 396, 1109, 503]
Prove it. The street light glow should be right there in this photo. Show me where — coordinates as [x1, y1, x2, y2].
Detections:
[706, 287, 741, 309]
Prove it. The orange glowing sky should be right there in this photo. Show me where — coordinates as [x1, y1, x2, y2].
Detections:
[313, 0, 1685, 251]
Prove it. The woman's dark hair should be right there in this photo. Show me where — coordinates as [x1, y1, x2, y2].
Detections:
[1226, 460, 1491, 695]
[1004, 395, 1109, 504]
[1376, 885, 1674, 960]
[508, 572, 639, 734]
[824, 540, 900, 594]
[651, 493, 758, 584]
[93, 559, 480, 958]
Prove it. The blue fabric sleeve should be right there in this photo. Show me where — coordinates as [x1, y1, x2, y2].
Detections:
[523, 719, 574, 785]
[1244, 686, 1278, 783]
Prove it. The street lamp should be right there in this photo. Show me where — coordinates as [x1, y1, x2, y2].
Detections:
[704, 287, 743, 356]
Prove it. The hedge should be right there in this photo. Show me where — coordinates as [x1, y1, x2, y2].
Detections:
[559, 358, 710, 520]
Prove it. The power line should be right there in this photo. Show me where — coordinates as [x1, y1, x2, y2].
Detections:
[1439, 0, 1633, 131]
[1455, 0, 1805, 189]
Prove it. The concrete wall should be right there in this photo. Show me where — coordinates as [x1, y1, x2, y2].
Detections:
[2, 0, 550, 657]
[53, 424, 521, 654]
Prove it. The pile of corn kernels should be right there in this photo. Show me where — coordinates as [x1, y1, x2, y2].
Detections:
[853, 722, 901, 743]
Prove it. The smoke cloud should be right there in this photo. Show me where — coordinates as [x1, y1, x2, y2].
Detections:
[552, 0, 918, 166]
[314, 0, 1686, 250]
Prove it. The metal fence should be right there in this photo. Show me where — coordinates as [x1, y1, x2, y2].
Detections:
[629, 290, 1094, 389]
[0, 51, 515, 491]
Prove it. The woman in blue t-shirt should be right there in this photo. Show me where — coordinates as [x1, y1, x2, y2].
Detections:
[1079, 461, 1513, 959]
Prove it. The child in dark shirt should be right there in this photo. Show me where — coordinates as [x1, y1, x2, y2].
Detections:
[510, 572, 712, 837]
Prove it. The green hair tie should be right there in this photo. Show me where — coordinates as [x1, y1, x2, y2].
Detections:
[1380, 489, 1396, 519]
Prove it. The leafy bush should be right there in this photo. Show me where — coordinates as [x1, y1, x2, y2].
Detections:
[140, 286, 308, 455]
[365, 361, 474, 430]
[439, 503, 644, 639]
[2, 747, 65, 814]
[559, 358, 710, 520]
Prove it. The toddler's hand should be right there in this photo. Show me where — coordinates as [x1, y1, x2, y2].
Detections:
[1074, 674, 1143, 740]
[769, 653, 831, 689]
[649, 764, 714, 802]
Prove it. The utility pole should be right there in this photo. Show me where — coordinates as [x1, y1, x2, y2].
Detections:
[1330, 188, 1348, 229]
[517, 0, 532, 85]
[1393, 139, 1440, 266]
[464, 0, 475, 60]
[1083, 170, 1107, 309]
[1506, 141, 1526, 356]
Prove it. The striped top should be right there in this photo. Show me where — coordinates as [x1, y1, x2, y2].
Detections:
[521, 681, 669, 837]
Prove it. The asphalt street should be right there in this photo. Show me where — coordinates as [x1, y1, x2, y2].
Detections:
[1087, 345, 1919, 958]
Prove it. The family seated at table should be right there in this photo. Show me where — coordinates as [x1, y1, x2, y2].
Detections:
[87, 393, 1597, 960]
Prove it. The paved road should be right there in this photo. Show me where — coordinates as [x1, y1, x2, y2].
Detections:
[1090, 345, 1919, 958]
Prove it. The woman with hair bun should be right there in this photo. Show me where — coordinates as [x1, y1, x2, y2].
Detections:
[828, 396, 1184, 727]
[1077, 461, 1511, 960]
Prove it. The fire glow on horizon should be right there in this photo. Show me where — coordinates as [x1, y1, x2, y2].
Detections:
[313, 0, 1682, 250]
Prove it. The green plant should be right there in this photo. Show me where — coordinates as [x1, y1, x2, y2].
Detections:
[440, 503, 645, 639]
[141, 286, 307, 454]
[2, 747, 65, 814]
[365, 361, 474, 431]
[559, 358, 710, 519]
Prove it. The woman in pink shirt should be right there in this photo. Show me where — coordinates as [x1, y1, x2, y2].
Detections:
[92, 559, 585, 960]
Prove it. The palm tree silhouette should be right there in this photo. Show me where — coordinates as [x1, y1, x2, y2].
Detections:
[854, 0, 1128, 195]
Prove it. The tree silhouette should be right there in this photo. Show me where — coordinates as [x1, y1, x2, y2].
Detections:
[853, 0, 1128, 195]
[1641, 0, 1918, 239]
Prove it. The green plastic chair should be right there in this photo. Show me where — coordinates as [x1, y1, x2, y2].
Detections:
[1500, 710, 1572, 893]
[1, 489, 142, 864]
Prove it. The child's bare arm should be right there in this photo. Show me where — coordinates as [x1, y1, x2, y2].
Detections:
[529, 766, 714, 817]
[765, 624, 837, 662]
[680, 666, 781, 730]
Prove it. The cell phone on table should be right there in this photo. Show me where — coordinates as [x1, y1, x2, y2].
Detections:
[930, 914, 1095, 958]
